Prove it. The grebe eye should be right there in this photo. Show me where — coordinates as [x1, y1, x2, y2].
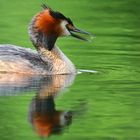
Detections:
[67, 18, 74, 26]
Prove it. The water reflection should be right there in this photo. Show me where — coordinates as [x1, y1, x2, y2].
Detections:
[0, 73, 76, 137]
[29, 74, 75, 137]
[29, 97, 72, 137]
[0, 73, 75, 96]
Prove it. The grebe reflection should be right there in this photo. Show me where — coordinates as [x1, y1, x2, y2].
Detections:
[28, 74, 75, 137]
[0, 73, 76, 137]
[29, 96, 72, 137]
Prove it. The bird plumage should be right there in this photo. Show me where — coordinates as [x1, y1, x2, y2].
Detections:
[0, 44, 76, 75]
[0, 4, 91, 75]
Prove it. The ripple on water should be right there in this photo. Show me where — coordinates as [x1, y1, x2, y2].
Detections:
[77, 69, 98, 74]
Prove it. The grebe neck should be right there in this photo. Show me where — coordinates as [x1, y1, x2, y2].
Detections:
[37, 46, 76, 74]
[28, 15, 76, 74]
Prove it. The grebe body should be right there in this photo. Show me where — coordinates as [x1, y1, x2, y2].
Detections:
[0, 5, 91, 75]
[0, 44, 75, 75]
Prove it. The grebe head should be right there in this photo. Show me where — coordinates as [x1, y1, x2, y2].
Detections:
[29, 4, 92, 51]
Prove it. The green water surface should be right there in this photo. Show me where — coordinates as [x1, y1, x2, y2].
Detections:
[0, 0, 140, 139]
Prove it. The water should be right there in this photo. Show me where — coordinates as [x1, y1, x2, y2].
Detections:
[0, 0, 140, 139]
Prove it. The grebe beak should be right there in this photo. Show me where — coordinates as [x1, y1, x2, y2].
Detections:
[67, 25, 94, 42]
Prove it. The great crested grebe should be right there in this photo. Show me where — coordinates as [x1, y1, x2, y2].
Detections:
[0, 4, 91, 75]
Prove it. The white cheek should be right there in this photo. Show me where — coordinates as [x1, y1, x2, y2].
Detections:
[60, 21, 71, 36]
[60, 111, 69, 126]
[60, 112, 66, 126]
